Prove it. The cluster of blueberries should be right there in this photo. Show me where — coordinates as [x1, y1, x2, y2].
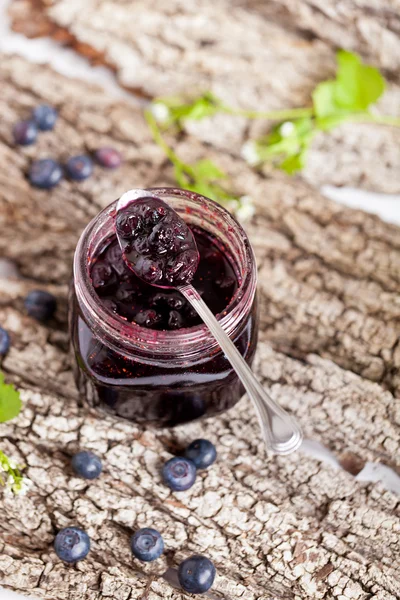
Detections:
[0, 285, 218, 594]
[55, 440, 217, 594]
[13, 104, 122, 189]
[0, 289, 57, 356]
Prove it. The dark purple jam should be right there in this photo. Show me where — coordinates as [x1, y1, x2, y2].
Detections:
[70, 217, 258, 427]
[90, 227, 237, 331]
[115, 196, 199, 287]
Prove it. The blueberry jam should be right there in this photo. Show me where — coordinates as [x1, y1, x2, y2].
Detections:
[115, 197, 199, 288]
[70, 189, 258, 427]
[90, 228, 237, 330]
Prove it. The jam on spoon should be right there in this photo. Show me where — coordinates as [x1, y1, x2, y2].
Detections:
[115, 189, 303, 455]
[115, 195, 199, 288]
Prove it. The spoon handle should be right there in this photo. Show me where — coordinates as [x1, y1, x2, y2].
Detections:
[178, 284, 303, 455]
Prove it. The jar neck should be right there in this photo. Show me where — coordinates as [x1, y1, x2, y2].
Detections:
[74, 188, 257, 367]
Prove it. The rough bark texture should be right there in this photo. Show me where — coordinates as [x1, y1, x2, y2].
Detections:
[0, 56, 400, 599]
[8, 0, 400, 194]
[243, 0, 400, 76]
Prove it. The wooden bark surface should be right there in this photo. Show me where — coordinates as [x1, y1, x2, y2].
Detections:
[8, 0, 400, 194]
[0, 56, 400, 599]
[243, 0, 400, 77]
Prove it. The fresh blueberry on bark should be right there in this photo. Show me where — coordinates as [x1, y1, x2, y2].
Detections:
[72, 451, 102, 480]
[178, 555, 216, 594]
[0, 327, 10, 356]
[184, 439, 217, 469]
[130, 528, 164, 561]
[13, 120, 38, 145]
[95, 147, 122, 169]
[32, 104, 58, 131]
[66, 155, 93, 181]
[29, 159, 63, 189]
[54, 527, 90, 563]
[162, 456, 196, 491]
[24, 290, 57, 321]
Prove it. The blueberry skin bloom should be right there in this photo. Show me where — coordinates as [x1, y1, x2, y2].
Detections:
[24, 290, 57, 321]
[29, 159, 63, 189]
[0, 327, 10, 356]
[66, 155, 93, 181]
[32, 104, 58, 131]
[184, 439, 217, 469]
[13, 120, 38, 145]
[178, 555, 216, 594]
[162, 456, 196, 491]
[54, 527, 90, 563]
[72, 451, 102, 480]
[130, 528, 164, 561]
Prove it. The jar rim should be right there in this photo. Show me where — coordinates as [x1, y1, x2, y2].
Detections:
[74, 187, 257, 364]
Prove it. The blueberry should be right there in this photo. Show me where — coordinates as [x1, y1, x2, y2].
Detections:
[72, 450, 102, 480]
[168, 310, 183, 329]
[130, 528, 164, 562]
[178, 555, 216, 594]
[13, 120, 38, 145]
[0, 327, 10, 356]
[167, 294, 184, 310]
[184, 439, 217, 470]
[90, 260, 116, 292]
[134, 309, 161, 328]
[66, 155, 93, 181]
[32, 104, 58, 131]
[95, 147, 122, 169]
[54, 527, 90, 563]
[24, 290, 57, 321]
[29, 159, 63, 189]
[162, 456, 196, 491]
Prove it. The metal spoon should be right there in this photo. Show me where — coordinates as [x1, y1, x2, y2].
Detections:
[116, 190, 303, 455]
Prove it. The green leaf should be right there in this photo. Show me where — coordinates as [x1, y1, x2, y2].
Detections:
[192, 159, 226, 180]
[279, 150, 307, 174]
[335, 50, 385, 110]
[257, 137, 300, 159]
[184, 100, 217, 120]
[254, 116, 315, 174]
[312, 81, 341, 119]
[159, 91, 221, 124]
[0, 372, 21, 423]
[313, 51, 386, 123]
[316, 113, 355, 131]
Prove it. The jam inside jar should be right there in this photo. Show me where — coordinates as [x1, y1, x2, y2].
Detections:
[69, 188, 258, 427]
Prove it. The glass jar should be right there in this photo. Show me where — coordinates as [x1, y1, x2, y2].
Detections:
[69, 188, 258, 427]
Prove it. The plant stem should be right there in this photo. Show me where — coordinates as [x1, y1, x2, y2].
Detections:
[145, 110, 189, 171]
[368, 114, 400, 127]
[330, 112, 400, 128]
[220, 105, 314, 121]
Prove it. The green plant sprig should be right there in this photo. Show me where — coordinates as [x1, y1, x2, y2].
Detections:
[0, 372, 30, 496]
[149, 50, 400, 177]
[145, 109, 248, 215]
[0, 450, 28, 496]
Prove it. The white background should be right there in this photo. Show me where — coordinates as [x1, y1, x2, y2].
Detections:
[0, 0, 399, 597]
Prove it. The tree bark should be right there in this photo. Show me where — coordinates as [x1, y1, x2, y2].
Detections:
[8, 0, 400, 194]
[0, 56, 399, 599]
[242, 0, 400, 77]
